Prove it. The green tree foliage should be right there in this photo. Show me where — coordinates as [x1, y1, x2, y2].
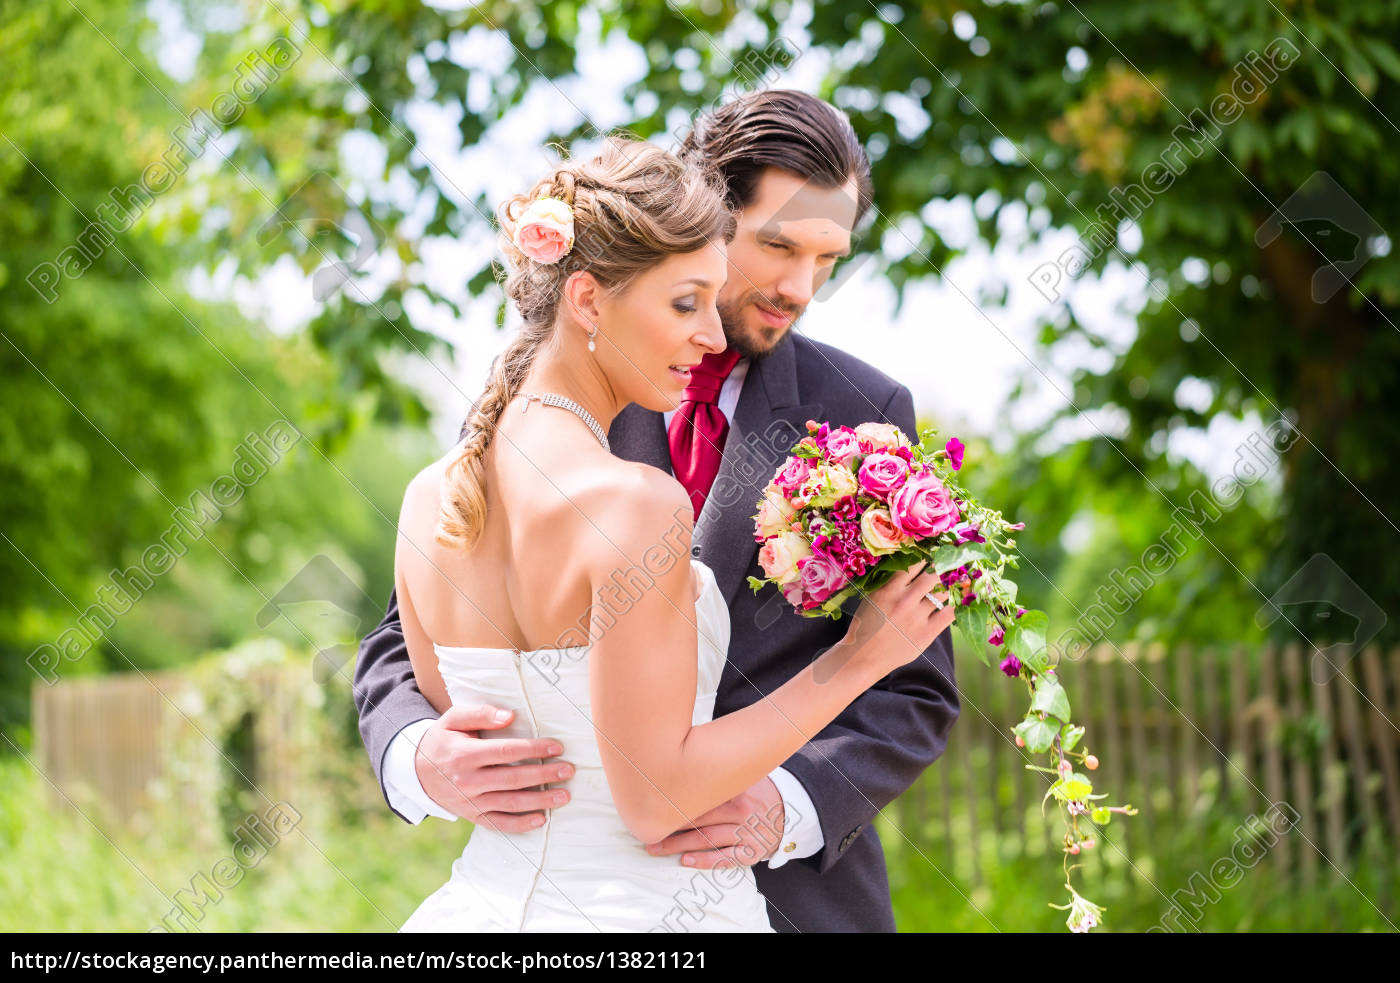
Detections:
[823, 1, 1400, 650]
[179, 0, 1394, 647]
[0, 1, 431, 730]
[6, 0, 1396, 741]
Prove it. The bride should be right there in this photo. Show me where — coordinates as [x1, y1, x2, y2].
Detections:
[393, 136, 954, 932]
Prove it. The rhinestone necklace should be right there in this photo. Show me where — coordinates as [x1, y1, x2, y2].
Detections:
[518, 391, 610, 452]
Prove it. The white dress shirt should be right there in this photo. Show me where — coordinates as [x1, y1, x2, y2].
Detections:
[383, 356, 825, 868]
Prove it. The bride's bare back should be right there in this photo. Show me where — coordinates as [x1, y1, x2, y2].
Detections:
[394, 402, 700, 709]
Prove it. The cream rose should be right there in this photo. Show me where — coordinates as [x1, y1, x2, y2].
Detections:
[753, 489, 799, 539]
[758, 532, 811, 585]
[860, 507, 907, 555]
[801, 464, 859, 509]
[854, 421, 911, 453]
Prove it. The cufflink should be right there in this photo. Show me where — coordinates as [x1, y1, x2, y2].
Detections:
[783, 842, 796, 853]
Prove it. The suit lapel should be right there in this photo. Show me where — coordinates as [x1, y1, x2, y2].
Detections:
[695, 337, 822, 607]
[607, 402, 671, 473]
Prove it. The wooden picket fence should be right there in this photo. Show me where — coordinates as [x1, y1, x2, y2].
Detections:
[884, 642, 1400, 887]
[31, 670, 179, 823]
[29, 642, 1400, 885]
[29, 660, 346, 844]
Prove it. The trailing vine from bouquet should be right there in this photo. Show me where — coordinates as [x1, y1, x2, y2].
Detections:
[916, 426, 1138, 931]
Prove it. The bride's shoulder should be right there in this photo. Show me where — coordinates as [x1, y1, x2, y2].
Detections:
[397, 445, 457, 524]
[394, 445, 692, 559]
[571, 461, 696, 555]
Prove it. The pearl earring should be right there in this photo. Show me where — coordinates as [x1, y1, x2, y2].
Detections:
[587, 325, 597, 352]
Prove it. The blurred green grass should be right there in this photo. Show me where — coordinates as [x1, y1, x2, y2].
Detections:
[3, 751, 1394, 932]
[879, 807, 1399, 932]
[0, 755, 464, 933]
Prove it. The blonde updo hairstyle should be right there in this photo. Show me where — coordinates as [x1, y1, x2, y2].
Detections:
[436, 135, 736, 550]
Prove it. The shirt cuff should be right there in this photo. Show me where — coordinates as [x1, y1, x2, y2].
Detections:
[383, 718, 459, 824]
[766, 766, 822, 869]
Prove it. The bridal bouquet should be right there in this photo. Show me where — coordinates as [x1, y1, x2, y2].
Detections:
[747, 420, 1136, 932]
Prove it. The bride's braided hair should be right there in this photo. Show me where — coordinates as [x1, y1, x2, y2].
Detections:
[436, 135, 735, 550]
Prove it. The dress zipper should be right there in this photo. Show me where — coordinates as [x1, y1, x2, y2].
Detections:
[512, 649, 550, 931]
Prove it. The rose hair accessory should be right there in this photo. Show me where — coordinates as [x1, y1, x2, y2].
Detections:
[513, 195, 575, 264]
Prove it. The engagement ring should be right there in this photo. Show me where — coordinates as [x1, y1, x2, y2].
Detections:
[925, 591, 946, 611]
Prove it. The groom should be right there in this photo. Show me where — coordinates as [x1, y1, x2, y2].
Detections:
[354, 89, 959, 932]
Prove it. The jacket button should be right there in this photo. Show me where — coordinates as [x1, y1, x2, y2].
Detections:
[691, 544, 702, 557]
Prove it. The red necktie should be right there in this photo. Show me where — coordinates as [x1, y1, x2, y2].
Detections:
[667, 347, 743, 517]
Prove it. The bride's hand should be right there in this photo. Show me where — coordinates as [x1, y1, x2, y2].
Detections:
[839, 560, 956, 678]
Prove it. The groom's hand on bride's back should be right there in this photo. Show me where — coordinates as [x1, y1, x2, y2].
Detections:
[414, 704, 574, 831]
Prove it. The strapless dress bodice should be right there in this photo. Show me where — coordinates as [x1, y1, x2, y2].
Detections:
[400, 558, 773, 933]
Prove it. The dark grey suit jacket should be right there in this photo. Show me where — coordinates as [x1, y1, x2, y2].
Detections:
[353, 330, 959, 932]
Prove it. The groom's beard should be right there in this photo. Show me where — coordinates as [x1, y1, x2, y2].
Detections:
[718, 292, 804, 361]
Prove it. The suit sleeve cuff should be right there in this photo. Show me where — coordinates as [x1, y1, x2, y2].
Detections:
[383, 718, 458, 824]
[765, 766, 822, 869]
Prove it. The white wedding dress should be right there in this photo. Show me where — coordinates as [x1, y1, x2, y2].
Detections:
[400, 558, 774, 933]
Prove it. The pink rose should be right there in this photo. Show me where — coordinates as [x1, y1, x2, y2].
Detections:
[797, 549, 849, 604]
[859, 507, 907, 556]
[858, 452, 910, 502]
[517, 222, 570, 263]
[780, 580, 807, 610]
[889, 471, 961, 539]
[513, 197, 574, 264]
[758, 532, 811, 585]
[824, 428, 861, 467]
[773, 457, 812, 496]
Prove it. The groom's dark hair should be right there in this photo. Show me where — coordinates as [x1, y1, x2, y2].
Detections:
[679, 88, 873, 226]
